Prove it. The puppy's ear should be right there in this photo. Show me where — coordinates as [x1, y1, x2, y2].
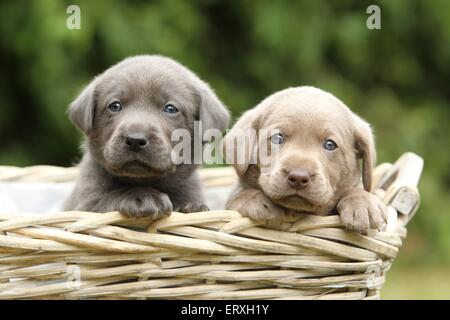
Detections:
[198, 82, 230, 133]
[68, 80, 97, 135]
[222, 109, 260, 176]
[353, 115, 376, 192]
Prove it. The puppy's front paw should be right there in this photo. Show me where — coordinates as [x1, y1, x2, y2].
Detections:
[337, 188, 388, 234]
[119, 188, 173, 219]
[226, 189, 286, 222]
[175, 202, 209, 213]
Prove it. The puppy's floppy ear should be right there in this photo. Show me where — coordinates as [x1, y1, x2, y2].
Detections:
[222, 109, 260, 176]
[197, 82, 230, 133]
[353, 115, 376, 192]
[68, 80, 97, 135]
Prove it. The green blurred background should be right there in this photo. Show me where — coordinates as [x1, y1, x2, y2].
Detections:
[0, 0, 449, 299]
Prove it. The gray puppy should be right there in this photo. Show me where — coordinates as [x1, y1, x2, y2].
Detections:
[64, 55, 230, 219]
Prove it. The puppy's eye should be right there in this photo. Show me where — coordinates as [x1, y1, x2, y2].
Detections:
[270, 133, 284, 145]
[163, 104, 179, 114]
[108, 102, 122, 113]
[323, 139, 338, 151]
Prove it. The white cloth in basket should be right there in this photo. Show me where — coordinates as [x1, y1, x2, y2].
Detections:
[0, 182, 230, 213]
[0, 182, 75, 213]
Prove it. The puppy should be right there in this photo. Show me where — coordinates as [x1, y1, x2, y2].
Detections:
[224, 86, 387, 233]
[64, 55, 229, 219]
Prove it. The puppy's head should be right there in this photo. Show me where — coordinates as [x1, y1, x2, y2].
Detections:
[69, 55, 229, 178]
[224, 87, 375, 214]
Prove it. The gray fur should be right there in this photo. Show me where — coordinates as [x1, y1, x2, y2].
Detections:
[64, 55, 230, 218]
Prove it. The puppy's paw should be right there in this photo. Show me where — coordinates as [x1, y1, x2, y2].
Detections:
[337, 188, 388, 234]
[119, 188, 173, 220]
[226, 189, 286, 222]
[175, 202, 209, 213]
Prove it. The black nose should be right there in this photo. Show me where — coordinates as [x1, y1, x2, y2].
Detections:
[125, 133, 149, 151]
[287, 169, 311, 189]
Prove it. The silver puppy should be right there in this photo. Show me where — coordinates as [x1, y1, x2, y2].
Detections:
[64, 55, 230, 219]
[224, 87, 387, 234]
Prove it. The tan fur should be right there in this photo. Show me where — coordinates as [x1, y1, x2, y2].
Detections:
[224, 86, 387, 234]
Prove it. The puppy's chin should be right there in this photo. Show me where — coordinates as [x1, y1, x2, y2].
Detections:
[102, 145, 175, 178]
[272, 196, 333, 215]
[109, 160, 175, 178]
[261, 184, 336, 215]
[102, 152, 175, 178]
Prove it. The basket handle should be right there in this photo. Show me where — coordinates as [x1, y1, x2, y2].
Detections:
[377, 152, 424, 191]
[375, 152, 424, 225]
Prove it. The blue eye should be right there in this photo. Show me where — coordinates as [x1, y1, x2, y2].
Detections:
[163, 104, 179, 114]
[323, 139, 337, 151]
[270, 133, 284, 144]
[108, 101, 122, 112]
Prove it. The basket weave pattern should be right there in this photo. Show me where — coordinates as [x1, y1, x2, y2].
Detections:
[0, 153, 423, 299]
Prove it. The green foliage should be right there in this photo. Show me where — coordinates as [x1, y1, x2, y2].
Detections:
[0, 0, 449, 263]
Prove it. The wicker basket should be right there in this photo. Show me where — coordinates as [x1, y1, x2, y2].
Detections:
[0, 152, 423, 300]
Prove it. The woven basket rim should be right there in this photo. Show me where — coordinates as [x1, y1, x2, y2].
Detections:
[0, 152, 424, 300]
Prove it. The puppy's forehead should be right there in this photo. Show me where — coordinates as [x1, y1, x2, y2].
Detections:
[260, 87, 351, 129]
[105, 64, 186, 90]
[99, 57, 195, 101]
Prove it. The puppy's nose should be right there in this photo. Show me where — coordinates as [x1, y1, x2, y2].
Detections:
[125, 133, 149, 151]
[287, 169, 311, 189]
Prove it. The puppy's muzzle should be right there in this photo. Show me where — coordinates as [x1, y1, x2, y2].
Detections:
[287, 169, 312, 190]
[124, 132, 149, 152]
